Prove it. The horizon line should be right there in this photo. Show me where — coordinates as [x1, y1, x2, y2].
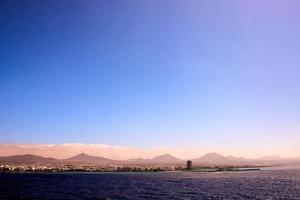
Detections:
[0, 143, 298, 160]
[1, 151, 298, 162]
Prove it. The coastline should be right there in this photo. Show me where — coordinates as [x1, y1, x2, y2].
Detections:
[0, 166, 262, 173]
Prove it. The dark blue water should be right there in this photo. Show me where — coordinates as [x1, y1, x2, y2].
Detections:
[1, 167, 300, 199]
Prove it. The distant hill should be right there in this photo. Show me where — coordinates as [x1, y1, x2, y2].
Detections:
[125, 154, 184, 166]
[192, 152, 253, 166]
[193, 152, 225, 162]
[67, 153, 115, 164]
[151, 154, 184, 163]
[0, 154, 58, 164]
[191, 152, 300, 167]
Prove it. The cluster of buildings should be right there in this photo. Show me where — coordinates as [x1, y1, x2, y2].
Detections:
[0, 160, 193, 173]
[0, 163, 186, 173]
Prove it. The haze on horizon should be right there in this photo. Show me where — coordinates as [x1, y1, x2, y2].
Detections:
[0, 143, 299, 160]
[0, 0, 299, 158]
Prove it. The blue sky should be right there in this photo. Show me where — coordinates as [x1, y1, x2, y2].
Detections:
[0, 0, 299, 155]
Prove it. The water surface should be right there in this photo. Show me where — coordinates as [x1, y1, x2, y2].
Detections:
[1, 167, 300, 199]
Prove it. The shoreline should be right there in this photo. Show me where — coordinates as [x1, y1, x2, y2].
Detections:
[0, 166, 262, 174]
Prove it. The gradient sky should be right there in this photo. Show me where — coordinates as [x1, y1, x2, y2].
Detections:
[0, 0, 299, 156]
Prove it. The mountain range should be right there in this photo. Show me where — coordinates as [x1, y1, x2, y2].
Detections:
[0, 152, 299, 167]
[0, 154, 58, 164]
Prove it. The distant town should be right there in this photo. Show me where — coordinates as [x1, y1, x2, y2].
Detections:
[0, 163, 184, 173]
[1, 152, 300, 173]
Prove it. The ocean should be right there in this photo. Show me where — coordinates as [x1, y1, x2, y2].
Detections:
[0, 166, 300, 199]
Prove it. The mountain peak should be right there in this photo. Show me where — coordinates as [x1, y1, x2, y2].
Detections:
[68, 153, 112, 163]
[201, 152, 225, 159]
[77, 153, 89, 157]
[68, 153, 91, 159]
[154, 153, 173, 158]
[206, 152, 222, 156]
[192, 152, 226, 163]
[152, 154, 183, 163]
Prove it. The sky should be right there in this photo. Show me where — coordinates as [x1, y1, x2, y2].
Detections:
[0, 0, 300, 158]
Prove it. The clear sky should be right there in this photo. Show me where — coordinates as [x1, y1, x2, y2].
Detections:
[0, 0, 299, 157]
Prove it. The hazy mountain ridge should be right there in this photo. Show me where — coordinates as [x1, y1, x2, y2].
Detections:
[0, 152, 299, 167]
[0, 154, 58, 164]
[192, 152, 254, 166]
[67, 153, 115, 164]
[151, 154, 184, 163]
[124, 154, 185, 166]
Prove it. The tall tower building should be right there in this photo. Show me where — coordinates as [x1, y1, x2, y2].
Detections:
[186, 160, 192, 170]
